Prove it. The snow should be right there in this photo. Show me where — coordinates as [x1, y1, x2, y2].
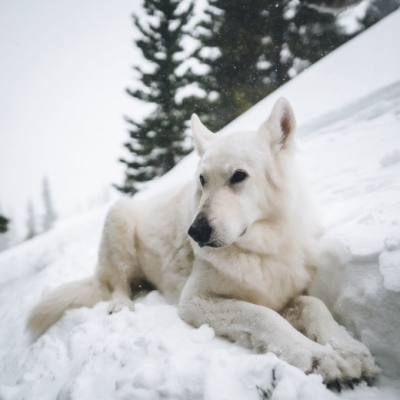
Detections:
[379, 248, 400, 292]
[1, 10, 400, 400]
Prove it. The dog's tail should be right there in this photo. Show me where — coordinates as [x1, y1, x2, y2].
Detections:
[27, 276, 111, 338]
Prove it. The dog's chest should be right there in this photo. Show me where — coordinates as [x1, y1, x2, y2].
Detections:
[213, 250, 311, 311]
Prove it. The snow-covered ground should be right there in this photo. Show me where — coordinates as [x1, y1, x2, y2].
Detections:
[1, 10, 400, 400]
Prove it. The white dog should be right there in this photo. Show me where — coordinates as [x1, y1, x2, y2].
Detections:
[28, 98, 379, 388]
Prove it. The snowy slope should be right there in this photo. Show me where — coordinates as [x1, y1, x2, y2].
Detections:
[1, 10, 400, 400]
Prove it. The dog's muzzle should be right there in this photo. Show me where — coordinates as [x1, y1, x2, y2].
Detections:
[188, 214, 213, 247]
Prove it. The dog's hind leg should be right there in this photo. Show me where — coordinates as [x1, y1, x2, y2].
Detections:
[281, 296, 380, 385]
[96, 199, 144, 314]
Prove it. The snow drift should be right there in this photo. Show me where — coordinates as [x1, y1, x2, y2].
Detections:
[1, 10, 400, 400]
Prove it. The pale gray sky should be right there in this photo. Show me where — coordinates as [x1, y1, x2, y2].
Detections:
[0, 0, 149, 234]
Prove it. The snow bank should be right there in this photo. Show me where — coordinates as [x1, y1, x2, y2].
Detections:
[302, 80, 400, 383]
[1, 10, 400, 400]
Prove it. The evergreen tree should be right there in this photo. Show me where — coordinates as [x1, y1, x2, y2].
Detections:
[117, 0, 202, 195]
[0, 205, 17, 252]
[0, 214, 9, 234]
[0, 214, 11, 252]
[195, 0, 270, 130]
[26, 200, 37, 240]
[286, 2, 351, 77]
[359, 0, 400, 29]
[42, 177, 57, 231]
[197, 1, 351, 129]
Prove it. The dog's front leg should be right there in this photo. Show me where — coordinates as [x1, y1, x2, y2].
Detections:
[97, 199, 141, 314]
[281, 296, 380, 384]
[179, 271, 353, 384]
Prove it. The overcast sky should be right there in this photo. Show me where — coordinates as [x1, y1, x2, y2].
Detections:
[0, 0, 150, 235]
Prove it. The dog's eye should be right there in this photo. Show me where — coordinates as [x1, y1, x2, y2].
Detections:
[199, 174, 205, 187]
[230, 170, 248, 185]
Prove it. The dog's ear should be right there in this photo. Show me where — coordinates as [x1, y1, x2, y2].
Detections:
[259, 97, 296, 152]
[191, 114, 214, 156]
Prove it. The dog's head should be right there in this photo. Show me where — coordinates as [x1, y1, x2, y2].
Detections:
[188, 97, 297, 248]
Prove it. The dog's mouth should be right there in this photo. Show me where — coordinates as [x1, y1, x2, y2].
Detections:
[194, 229, 248, 249]
[197, 240, 221, 248]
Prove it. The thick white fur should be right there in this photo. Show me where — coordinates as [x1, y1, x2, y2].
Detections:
[27, 98, 379, 384]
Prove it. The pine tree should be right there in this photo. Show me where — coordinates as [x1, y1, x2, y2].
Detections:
[285, 2, 351, 78]
[195, 0, 270, 130]
[116, 0, 202, 195]
[0, 205, 17, 252]
[197, 1, 351, 129]
[0, 214, 9, 234]
[42, 177, 57, 231]
[359, 0, 400, 29]
[0, 214, 11, 252]
[26, 200, 37, 240]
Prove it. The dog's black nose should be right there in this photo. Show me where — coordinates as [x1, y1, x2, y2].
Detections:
[188, 215, 212, 245]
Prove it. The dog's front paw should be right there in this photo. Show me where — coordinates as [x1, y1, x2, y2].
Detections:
[288, 341, 380, 391]
[332, 339, 380, 385]
[286, 345, 353, 384]
[107, 298, 135, 314]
